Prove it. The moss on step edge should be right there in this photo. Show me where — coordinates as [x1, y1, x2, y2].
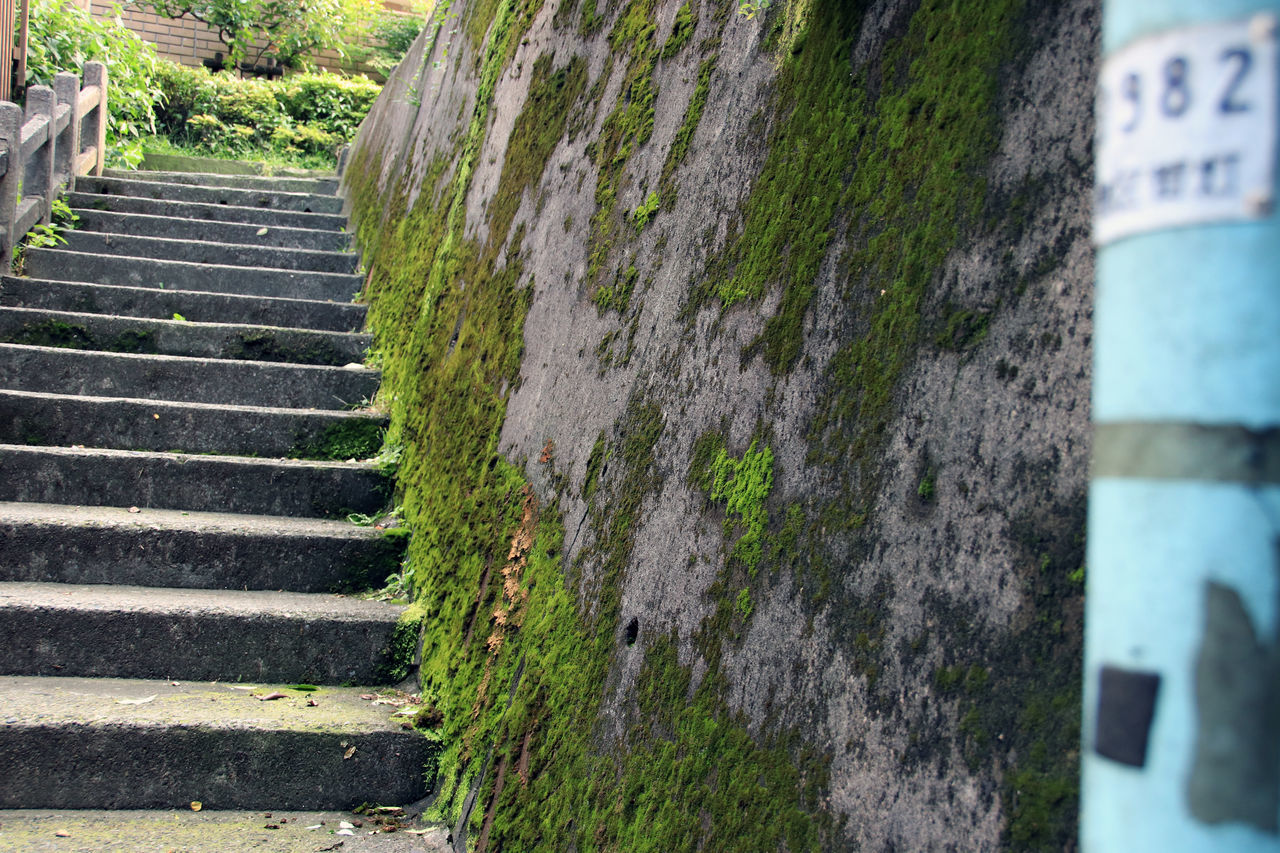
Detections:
[288, 418, 386, 461]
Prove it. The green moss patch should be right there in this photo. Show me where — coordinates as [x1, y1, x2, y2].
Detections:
[288, 418, 385, 461]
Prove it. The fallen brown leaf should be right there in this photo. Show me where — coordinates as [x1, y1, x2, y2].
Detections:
[343, 745, 356, 759]
[257, 692, 287, 701]
[190, 801, 202, 812]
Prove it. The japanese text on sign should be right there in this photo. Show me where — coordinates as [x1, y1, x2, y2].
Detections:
[1094, 14, 1277, 245]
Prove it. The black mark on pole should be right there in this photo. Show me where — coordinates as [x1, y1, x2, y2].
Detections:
[1094, 665, 1161, 767]
[1187, 575, 1280, 833]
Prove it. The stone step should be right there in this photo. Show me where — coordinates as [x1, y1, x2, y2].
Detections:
[0, 676, 432, 809]
[24, 249, 362, 303]
[0, 344, 378, 409]
[0, 390, 385, 458]
[0, 502, 404, 592]
[0, 584, 409, 683]
[67, 192, 347, 231]
[76, 175, 344, 214]
[0, 444, 389, 518]
[104, 166, 339, 195]
[0, 306, 370, 365]
[59, 230, 359, 274]
[0, 809, 451, 851]
[71, 207, 353, 252]
[1, 277, 368, 332]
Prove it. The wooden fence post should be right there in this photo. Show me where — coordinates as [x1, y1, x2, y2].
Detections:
[23, 84, 55, 226]
[0, 102, 22, 268]
[82, 62, 107, 176]
[53, 72, 79, 192]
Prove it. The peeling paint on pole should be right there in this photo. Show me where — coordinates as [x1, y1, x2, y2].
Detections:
[1085, 1, 1280, 849]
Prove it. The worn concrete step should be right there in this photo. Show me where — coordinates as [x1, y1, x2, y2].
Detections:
[0, 809, 451, 852]
[1, 277, 368, 332]
[71, 207, 353, 252]
[0, 676, 432, 810]
[0, 809, 450, 851]
[24, 248, 362, 302]
[76, 175, 344, 214]
[0, 585, 409, 682]
[0, 390, 385, 458]
[0, 444, 389, 518]
[58, 230, 358, 275]
[0, 344, 378, 409]
[0, 307, 370, 366]
[104, 166, 339, 195]
[0, 502, 404, 592]
[67, 192, 347, 231]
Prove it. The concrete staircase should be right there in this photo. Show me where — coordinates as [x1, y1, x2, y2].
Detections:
[0, 169, 433, 829]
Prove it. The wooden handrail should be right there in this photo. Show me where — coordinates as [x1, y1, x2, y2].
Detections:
[0, 61, 107, 268]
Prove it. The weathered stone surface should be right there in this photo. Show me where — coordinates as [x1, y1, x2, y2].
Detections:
[341, 0, 1097, 847]
[0, 390, 383, 460]
[0, 809, 450, 852]
[24, 249, 361, 302]
[59, 230, 358, 274]
[107, 165, 339, 194]
[0, 585, 405, 682]
[0, 677, 432, 808]
[0, 276, 368, 331]
[66, 191, 347, 231]
[0, 444, 388, 517]
[0, 306, 370, 364]
[76, 175, 344, 214]
[0, 344, 378, 408]
[0, 502, 403, 592]
[71, 208, 353, 252]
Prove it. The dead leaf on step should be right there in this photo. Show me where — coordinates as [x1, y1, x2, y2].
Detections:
[117, 694, 156, 705]
[128, 506, 141, 513]
[359, 694, 376, 701]
[257, 692, 288, 701]
[54, 831, 70, 837]
[257, 227, 268, 236]
[343, 745, 356, 759]
[190, 801, 202, 812]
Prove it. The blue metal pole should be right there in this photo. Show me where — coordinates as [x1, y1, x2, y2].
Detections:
[1086, 1, 1280, 849]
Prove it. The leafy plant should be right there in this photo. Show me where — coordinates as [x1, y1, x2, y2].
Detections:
[343, 9, 427, 75]
[24, 0, 163, 168]
[150, 60, 381, 166]
[737, 0, 772, 19]
[137, 0, 381, 68]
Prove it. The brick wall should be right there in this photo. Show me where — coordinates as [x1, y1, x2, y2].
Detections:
[91, 1, 418, 79]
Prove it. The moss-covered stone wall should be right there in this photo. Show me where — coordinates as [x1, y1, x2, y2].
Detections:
[341, 0, 1097, 848]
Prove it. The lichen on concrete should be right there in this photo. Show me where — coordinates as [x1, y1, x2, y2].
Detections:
[342, 0, 1098, 847]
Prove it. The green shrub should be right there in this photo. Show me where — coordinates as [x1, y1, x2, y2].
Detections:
[275, 73, 382, 137]
[24, 0, 162, 167]
[151, 60, 380, 166]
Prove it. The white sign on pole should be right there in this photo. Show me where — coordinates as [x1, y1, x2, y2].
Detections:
[1094, 14, 1278, 245]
